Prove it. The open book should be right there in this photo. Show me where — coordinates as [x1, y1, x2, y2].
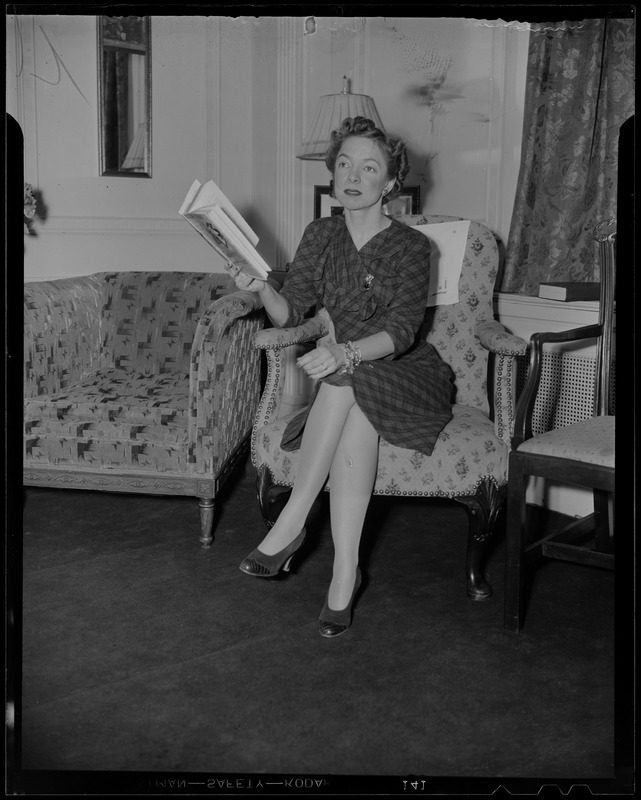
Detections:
[179, 179, 271, 280]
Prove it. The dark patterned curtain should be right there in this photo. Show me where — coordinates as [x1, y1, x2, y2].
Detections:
[501, 19, 635, 295]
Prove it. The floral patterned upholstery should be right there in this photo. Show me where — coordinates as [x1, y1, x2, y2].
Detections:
[253, 403, 508, 497]
[24, 271, 265, 545]
[251, 215, 525, 599]
[252, 216, 522, 499]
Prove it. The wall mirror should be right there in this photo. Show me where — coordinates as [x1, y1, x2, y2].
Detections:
[97, 16, 151, 177]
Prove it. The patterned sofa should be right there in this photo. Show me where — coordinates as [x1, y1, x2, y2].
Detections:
[23, 271, 265, 546]
[251, 215, 529, 600]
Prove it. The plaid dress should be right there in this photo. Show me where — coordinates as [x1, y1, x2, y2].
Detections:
[278, 215, 454, 456]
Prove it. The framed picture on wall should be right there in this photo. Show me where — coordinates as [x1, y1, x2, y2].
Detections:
[314, 186, 343, 219]
[383, 186, 421, 218]
[314, 185, 421, 219]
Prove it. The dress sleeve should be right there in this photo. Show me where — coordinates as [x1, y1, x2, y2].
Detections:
[277, 219, 330, 328]
[383, 227, 432, 357]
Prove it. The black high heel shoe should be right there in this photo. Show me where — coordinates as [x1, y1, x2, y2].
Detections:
[239, 528, 307, 578]
[319, 568, 362, 638]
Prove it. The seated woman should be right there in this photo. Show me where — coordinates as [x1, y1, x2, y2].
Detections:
[225, 116, 453, 637]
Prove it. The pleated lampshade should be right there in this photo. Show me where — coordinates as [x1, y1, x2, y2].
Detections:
[296, 76, 385, 160]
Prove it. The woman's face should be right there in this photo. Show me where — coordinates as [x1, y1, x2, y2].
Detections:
[333, 136, 394, 213]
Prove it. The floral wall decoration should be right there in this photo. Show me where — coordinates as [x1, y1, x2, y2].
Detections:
[24, 183, 48, 236]
[365, 17, 510, 231]
[394, 27, 455, 166]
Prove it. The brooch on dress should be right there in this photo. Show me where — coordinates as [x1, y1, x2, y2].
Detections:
[362, 273, 374, 290]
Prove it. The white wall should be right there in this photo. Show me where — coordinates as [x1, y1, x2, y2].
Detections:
[292, 16, 528, 253]
[9, 14, 528, 280]
[9, 15, 256, 280]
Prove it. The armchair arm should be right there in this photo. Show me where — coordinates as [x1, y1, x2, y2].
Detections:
[254, 315, 330, 350]
[251, 315, 329, 459]
[512, 323, 603, 447]
[529, 323, 602, 348]
[188, 290, 266, 474]
[23, 274, 104, 398]
[476, 320, 529, 446]
[475, 319, 528, 356]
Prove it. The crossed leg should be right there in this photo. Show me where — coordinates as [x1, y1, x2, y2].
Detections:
[256, 382, 379, 609]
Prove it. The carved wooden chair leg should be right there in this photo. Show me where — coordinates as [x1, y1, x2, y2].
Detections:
[256, 465, 292, 529]
[593, 488, 614, 554]
[504, 456, 527, 631]
[456, 480, 506, 601]
[199, 497, 215, 548]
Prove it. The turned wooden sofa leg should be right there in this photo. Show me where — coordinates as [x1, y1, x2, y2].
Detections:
[456, 480, 506, 601]
[199, 497, 215, 548]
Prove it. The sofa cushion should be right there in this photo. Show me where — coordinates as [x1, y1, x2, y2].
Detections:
[24, 369, 191, 472]
[254, 404, 508, 497]
[99, 272, 234, 375]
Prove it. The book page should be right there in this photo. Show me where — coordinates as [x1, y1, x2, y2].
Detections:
[178, 179, 202, 217]
[203, 206, 271, 277]
[184, 209, 269, 280]
[189, 180, 259, 247]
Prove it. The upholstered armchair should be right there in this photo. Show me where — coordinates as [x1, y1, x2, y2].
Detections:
[23, 271, 265, 546]
[251, 215, 528, 599]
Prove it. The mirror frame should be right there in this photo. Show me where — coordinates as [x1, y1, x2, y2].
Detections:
[97, 15, 152, 178]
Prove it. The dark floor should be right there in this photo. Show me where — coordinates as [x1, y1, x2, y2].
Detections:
[8, 458, 633, 795]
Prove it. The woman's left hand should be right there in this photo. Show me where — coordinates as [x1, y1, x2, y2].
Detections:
[297, 344, 345, 379]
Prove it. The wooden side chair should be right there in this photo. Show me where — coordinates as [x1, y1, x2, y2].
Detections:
[504, 219, 616, 632]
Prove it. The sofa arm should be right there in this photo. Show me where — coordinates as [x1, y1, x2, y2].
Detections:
[188, 290, 266, 474]
[23, 274, 105, 399]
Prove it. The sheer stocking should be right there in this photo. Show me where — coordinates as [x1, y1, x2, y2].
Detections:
[256, 383, 355, 554]
[327, 403, 379, 609]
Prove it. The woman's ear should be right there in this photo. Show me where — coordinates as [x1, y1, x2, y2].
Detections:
[384, 179, 395, 196]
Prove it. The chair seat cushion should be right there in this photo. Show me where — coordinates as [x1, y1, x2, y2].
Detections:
[24, 369, 191, 472]
[517, 415, 614, 467]
[254, 404, 507, 497]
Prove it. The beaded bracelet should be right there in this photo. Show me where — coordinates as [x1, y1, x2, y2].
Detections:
[339, 340, 362, 375]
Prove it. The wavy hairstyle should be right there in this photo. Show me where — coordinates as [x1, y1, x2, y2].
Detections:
[325, 116, 409, 204]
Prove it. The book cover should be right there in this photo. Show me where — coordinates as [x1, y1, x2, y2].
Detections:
[538, 281, 600, 302]
[179, 180, 271, 281]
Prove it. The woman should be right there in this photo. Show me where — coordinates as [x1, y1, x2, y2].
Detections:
[225, 116, 453, 637]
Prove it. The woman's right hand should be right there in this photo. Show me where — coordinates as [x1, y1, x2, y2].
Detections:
[224, 262, 268, 293]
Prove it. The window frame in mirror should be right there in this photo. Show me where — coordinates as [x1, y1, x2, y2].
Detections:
[97, 15, 152, 178]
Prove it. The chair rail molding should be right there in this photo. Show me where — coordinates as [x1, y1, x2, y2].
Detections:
[26, 215, 186, 236]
